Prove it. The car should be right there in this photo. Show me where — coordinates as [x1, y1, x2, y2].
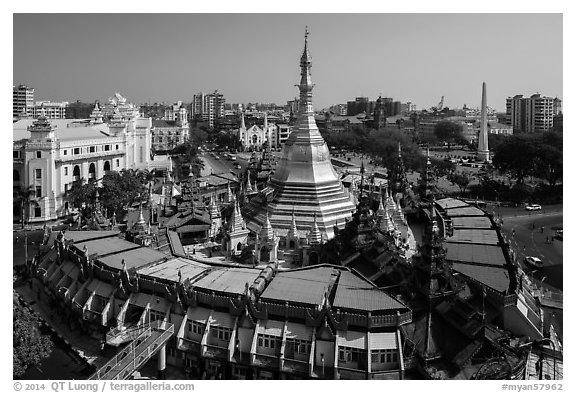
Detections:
[524, 256, 543, 269]
[525, 204, 542, 211]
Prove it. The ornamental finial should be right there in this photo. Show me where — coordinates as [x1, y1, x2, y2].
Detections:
[305, 26, 309, 41]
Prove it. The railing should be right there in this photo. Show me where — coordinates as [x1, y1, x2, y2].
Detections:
[89, 321, 174, 380]
[106, 322, 153, 347]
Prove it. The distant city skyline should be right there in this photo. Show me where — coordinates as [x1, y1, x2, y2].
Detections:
[13, 13, 562, 112]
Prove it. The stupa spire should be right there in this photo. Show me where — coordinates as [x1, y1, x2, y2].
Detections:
[308, 212, 322, 245]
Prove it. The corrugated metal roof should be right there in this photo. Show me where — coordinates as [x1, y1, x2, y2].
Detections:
[447, 229, 500, 245]
[444, 206, 485, 217]
[368, 332, 397, 350]
[257, 319, 284, 337]
[260, 267, 335, 306]
[451, 216, 493, 229]
[187, 307, 211, 324]
[192, 268, 261, 295]
[64, 230, 120, 243]
[436, 198, 469, 210]
[89, 280, 115, 298]
[137, 258, 209, 282]
[100, 247, 166, 270]
[452, 263, 510, 293]
[337, 330, 366, 349]
[78, 237, 140, 257]
[333, 271, 406, 311]
[285, 322, 313, 340]
[446, 243, 507, 267]
[209, 311, 236, 329]
[132, 292, 153, 308]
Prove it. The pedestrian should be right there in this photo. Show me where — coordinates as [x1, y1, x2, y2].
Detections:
[15, 236, 19, 244]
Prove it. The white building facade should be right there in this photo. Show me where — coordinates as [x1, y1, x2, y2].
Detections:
[13, 94, 153, 223]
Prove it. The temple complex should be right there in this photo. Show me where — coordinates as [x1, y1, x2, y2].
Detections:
[243, 29, 355, 239]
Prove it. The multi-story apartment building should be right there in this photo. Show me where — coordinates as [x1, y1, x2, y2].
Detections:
[33, 101, 69, 119]
[13, 95, 154, 223]
[13, 84, 35, 119]
[505, 94, 562, 133]
[192, 91, 225, 128]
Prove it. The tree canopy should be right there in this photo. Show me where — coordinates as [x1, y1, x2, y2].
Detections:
[13, 303, 53, 378]
[492, 132, 562, 186]
[433, 121, 466, 150]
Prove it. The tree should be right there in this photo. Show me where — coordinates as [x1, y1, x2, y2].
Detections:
[492, 134, 538, 185]
[13, 303, 53, 378]
[447, 172, 471, 195]
[534, 143, 562, 187]
[433, 121, 466, 151]
[13, 185, 36, 229]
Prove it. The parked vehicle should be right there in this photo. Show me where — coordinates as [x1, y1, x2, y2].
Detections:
[524, 256, 543, 269]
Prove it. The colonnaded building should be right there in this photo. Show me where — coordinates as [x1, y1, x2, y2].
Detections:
[13, 94, 160, 223]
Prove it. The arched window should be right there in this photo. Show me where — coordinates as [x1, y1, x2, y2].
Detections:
[236, 242, 242, 251]
[13, 170, 20, 182]
[104, 161, 111, 172]
[73, 165, 80, 177]
[289, 240, 295, 249]
[88, 163, 96, 180]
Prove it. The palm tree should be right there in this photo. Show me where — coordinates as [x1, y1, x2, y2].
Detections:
[13, 185, 36, 229]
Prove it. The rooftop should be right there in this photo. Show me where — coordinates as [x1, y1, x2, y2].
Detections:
[446, 243, 507, 267]
[333, 270, 407, 312]
[452, 262, 510, 293]
[260, 266, 335, 306]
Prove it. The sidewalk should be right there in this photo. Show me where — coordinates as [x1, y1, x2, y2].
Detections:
[14, 279, 109, 369]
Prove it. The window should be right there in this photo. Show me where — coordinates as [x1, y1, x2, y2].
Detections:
[36, 151, 41, 158]
[34, 206, 41, 217]
[89, 146, 96, 153]
[63, 150, 68, 156]
[35, 168, 42, 179]
[139, 146, 143, 163]
[35, 186, 42, 197]
[64, 167, 68, 176]
[64, 184, 68, 193]
[13, 151, 19, 158]
[211, 326, 231, 341]
[339, 346, 363, 363]
[116, 159, 120, 167]
[104, 145, 111, 151]
[370, 349, 398, 364]
[188, 321, 205, 335]
[115, 144, 119, 150]
[258, 334, 279, 349]
[73, 148, 80, 155]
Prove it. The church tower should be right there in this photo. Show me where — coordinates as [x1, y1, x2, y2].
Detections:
[243, 28, 355, 239]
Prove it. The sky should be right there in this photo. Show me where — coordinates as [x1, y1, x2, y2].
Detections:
[13, 13, 563, 112]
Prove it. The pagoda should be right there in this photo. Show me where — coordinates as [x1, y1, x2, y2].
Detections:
[243, 29, 355, 238]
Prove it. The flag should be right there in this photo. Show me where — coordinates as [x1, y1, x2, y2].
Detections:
[171, 185, 181, 197]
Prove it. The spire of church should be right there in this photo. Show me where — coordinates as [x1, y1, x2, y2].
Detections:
[240, 110, 246, 130]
